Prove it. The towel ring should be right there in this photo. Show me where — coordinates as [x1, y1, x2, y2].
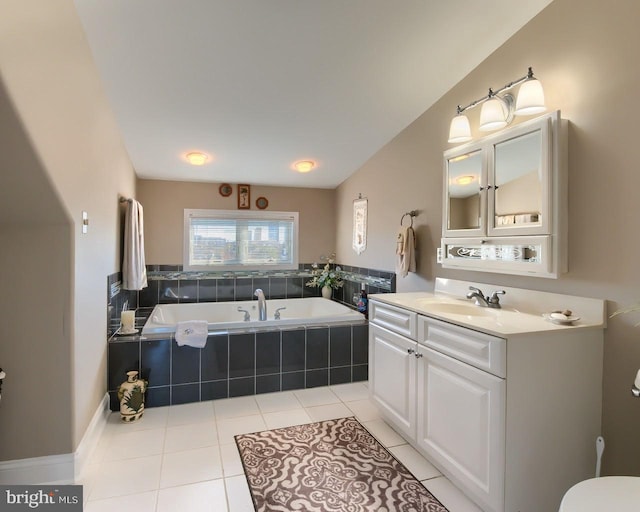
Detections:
[400, 211, 418, 227]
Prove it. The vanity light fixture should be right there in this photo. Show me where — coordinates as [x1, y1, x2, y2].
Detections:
[185, 152, 208, 165]
[448, 67, 546, 143]
[293, 160, 316, 173]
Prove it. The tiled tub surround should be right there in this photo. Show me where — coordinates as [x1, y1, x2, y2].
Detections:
[107, 264, 394, 337]
[142, 297, 364, 335]
[108, 323, 369, 411]
[107, 264, 385, 410]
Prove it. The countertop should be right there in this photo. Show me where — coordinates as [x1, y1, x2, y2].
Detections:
[369, 290, 606, 337]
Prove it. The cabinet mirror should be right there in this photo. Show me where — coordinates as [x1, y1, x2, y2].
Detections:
[446, 149, 483, 232]
[490, 126, 547, 234]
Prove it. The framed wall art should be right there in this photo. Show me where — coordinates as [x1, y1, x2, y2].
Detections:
[353, 196, 367, 254]
[238, 184, 250, 209]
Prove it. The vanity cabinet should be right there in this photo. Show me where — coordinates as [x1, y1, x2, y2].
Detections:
[416, 318, 506, 512]
[441, 110, 567, 278]
[370, 301, 506, 511]
[369, 323, 417, 440]
[369, 298, 603, 512]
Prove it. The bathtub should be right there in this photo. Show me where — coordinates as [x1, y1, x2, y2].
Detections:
[141, 297, 365, 335]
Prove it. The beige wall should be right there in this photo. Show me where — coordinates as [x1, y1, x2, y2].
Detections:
[0, 0, 136, 459]
[450, 195, 481, 230]
[495, 171, 541, 216]
[138, 180, 336, 264]
[336, 0, 640, 475]
[0, 75, 74, 459]
[0, 227, 72, 459]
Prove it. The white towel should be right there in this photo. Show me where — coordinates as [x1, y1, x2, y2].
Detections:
[395, 226, 416, 278]
[122, 199, 148, 290]
[175, 320, 208, 348]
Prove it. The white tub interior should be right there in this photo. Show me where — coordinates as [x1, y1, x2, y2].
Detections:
[142, 297, 364, 335]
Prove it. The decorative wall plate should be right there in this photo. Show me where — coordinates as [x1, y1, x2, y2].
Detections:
[219, 183, 232, 197]
[256, 197, 269, 209]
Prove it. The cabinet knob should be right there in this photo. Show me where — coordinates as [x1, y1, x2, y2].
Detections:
[407, 348, 415, 355]
[414, 352, 423, 358]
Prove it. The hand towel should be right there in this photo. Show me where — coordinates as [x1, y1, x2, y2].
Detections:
[175, 320, 208, 348]
[122, 199, 148, 290]
[396, 226, 416, 278]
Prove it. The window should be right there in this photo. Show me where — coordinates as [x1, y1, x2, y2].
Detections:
[184, 209, 299, 271]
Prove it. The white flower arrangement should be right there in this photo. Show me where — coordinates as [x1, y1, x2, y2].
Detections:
[306, 253, 344, 290]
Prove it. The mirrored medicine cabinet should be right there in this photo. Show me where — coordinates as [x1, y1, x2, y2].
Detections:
[440, 110, 567, 278]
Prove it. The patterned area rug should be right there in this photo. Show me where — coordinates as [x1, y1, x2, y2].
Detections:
[235, 416, 449, 512]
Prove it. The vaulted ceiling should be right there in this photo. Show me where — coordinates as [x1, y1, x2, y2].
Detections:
[74, 0, 553, 188]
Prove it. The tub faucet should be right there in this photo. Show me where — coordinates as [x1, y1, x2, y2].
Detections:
[254, 288, 267, 321]
[237, 307, 250, 322]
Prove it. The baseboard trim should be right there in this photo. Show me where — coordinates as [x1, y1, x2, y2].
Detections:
[0, 393, 110, 485]
[74, 392, 110, 481]
[0, 453, 75, 485]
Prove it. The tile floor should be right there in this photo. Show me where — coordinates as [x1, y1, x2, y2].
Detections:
[80, 383, 482, 511]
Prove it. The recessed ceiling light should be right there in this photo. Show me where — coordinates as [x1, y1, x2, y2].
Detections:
[293, 160, 316, 173]
[185, 152, 208, 166]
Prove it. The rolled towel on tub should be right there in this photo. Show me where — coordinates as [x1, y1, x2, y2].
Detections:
[175, 320, 208, 348]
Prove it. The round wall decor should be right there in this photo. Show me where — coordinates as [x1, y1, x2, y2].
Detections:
[219, 183, 232, 197]
[256, 196, 269, 209]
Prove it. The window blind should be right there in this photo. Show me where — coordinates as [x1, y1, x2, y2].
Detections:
[184, 209, 298, 271]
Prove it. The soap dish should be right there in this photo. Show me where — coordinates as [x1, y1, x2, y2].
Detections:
[542, 313, 580, 325]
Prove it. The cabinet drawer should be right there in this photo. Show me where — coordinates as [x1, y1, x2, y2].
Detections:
[418, 316, 506, 378]
[370, 300, 417, 340]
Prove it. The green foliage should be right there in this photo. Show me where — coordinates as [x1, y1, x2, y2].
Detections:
[123, 385, 145, 412]
[305, 252, 344, 290]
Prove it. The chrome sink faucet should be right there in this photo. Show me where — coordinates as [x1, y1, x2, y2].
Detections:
[254, 288, 267, 321]
[466, 286, 506, 308]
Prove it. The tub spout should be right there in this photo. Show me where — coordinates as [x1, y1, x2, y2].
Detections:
[254, 288, 267, 321]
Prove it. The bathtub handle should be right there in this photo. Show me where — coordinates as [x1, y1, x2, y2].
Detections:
[237, 307, 251, 322]
[274, 307, 287, 320]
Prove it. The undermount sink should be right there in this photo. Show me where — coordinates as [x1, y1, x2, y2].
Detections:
[421, 302, 498, 317]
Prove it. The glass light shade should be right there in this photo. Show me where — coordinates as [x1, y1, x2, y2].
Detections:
[448, 114, 472, 143]
[294, 160, 315, 173]
[186, 152, 207, 165]
[455, 175, 475, 186]
[515, 78, 546, 115]
[479, 97, 508, 131]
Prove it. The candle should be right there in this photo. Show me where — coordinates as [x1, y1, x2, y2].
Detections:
[121, 310, 135, 332]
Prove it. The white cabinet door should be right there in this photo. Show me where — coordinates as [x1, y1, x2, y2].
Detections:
[369, 324, 417, 441]
[416, 346, 506, 512]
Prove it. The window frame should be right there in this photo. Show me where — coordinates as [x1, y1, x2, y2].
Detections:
[183, 209, 299, 271]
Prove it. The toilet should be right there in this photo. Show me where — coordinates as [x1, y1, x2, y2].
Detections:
[559, 476, 640, 511]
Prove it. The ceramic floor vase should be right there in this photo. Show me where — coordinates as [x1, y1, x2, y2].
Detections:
[118, 370, 147, 422]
